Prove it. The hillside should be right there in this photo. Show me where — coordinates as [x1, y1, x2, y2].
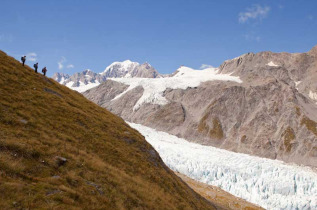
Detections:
[176, 173, 264, 210]
[0, 51, 216, 209]
[84, 46, 317, 167]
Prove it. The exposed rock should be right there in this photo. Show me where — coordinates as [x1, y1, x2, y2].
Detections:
[55, 156, 67, 167]
[19, 119, 27, 124]
[46, 189, 61, 196]
[44, 87, 62, 98]
[86, 181, 104, 195]
[84, 80, 128, 107]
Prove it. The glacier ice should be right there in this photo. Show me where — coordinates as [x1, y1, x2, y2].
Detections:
[128, 122, 317, 210]
[110, 66, 242, 111]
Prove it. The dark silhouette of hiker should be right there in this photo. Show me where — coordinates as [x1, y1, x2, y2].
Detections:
[42, 67, 47, 76]
[21, 56, 26, 66]
[33, 63, 38, 73]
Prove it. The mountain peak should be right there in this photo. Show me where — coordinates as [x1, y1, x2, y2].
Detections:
[308, 45, 317, 55]
[52, 72, 70, 84]
[82, 69, 93, 74]
[100, 60, 160, 79]
[103, 60, 140, 73]
[140, 62, 153, 69]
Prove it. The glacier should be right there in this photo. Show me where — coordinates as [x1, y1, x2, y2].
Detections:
[128, 122, 317, 210]
[110, 66, 242, 111]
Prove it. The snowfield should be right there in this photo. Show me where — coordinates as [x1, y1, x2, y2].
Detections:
[267, 61, 279, 67]
[65, 81, 100, 93]
[309, 90, 317, 104]
[110, 66, 242, 111]
[128, 122, 317, 210]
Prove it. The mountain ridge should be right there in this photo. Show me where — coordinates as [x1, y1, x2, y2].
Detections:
[53, 60, 161, 92]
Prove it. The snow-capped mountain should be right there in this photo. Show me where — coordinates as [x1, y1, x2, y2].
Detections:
[52, 72, 70, 84]
[52, 60, 160, 92]
[84, 45, 317, 168]
[53, 69, 106, 93]
[101, 60, 161, 78]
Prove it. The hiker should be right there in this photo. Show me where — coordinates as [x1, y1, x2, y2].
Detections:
[33, 63, 38, 73]
[42, 67, 47, 76]
[21, 56, 26, 66]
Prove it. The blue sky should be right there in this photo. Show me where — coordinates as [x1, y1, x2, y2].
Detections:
[1, 0, 316, 76]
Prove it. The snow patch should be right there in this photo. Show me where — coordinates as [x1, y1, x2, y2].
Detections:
[295, 81, 301, 90]
[85, 75, 92, 79]
[124, 73, 132, 78]
[65, 81, 74, 88]
[267, 61, 279, 67]
[69, 82, 100, 93]
[65, 81, 100, 93]
[309, 90, 317, 103]
[110, 67, 242, 111]
[128, 122, 317, 210]
[295, 81, 301, 87]
[59, 77, 66, 84]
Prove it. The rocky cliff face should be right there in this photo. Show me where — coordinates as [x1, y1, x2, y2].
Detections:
[84, 46, 317, 167]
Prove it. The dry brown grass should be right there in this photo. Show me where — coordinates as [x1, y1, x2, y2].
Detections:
[295, 106, 301, 117]
[240, 135, 247, 144]
[209, 118, 224, 140]
[198, 115, 224, 141]
[198, 114, 209, 133]
[301, 116, 317, 136]
[0, 51, 216, 209]
[282, 127, 295, 153]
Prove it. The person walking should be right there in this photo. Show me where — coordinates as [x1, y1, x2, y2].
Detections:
[21, 56, 26, 66]
[42, 67, 47, 76]
[33, 63, 38, 73]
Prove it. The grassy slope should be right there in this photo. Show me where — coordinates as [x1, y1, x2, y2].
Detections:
[0, 51, 216, 209]
[176, 173, 264, 210]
